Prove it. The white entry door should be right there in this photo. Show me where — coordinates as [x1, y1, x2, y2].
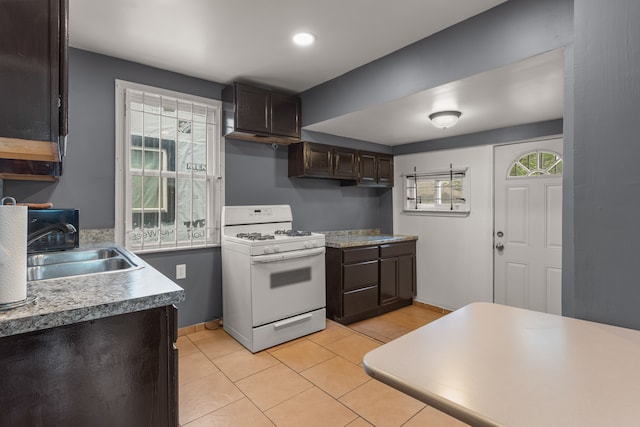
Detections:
[494, 138, 563, 314]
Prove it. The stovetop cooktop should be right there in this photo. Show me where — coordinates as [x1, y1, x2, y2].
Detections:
[235, 230, 314, 241]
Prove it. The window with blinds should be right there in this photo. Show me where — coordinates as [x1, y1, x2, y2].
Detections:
[404, 165, 470, 214]
[115, 80, 224, 252]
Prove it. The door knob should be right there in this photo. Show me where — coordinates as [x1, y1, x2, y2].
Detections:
[495, 243, 504, 251]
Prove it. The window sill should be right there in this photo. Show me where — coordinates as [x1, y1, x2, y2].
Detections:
[402, 209, 470, 218]
[130, 243, 221, 255]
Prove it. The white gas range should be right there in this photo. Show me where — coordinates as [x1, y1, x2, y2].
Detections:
[221, 205, 326, 353]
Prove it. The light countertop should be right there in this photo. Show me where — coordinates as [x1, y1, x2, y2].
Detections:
[363, 302, 640, 427]
[322, 229, 417, 248]
[0, 244, 184, 338]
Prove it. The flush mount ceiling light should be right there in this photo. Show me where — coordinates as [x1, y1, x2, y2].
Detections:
[292, 32, 316, 46]
[429, 110, 462, 129]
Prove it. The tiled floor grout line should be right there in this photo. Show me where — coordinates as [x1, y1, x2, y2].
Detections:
[182, 337, 251, 425]
[183, 334, 365, 424]
[180, 341, 267, 425]
[179, 306, 453, 426]
[182, 334, 377, 425]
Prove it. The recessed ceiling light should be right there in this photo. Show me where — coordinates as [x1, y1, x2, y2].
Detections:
[292, 32, 316, 46]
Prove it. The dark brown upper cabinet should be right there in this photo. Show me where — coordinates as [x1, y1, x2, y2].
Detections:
[234, 83, 270, 135]
[288, 142, 358, 180]
[358, 151, 394, 187]
[377, 155, 394, 186]
[289, 142, 392, 186]
[333, 146, 358, 180]
[0, 0, 68, 181]
[289, 142, 332, 178]
[359, 152, 377, 185]
[223, 82, 301, 144]
[271, 91, 301, 138]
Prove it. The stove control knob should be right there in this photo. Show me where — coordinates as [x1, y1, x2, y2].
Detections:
[263, 246, 273, 254]
[273, 246, 280, 253]
[304, 241, 312, 249]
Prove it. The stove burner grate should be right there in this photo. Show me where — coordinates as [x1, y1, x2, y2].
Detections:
[236, 232, 275, 241]
[274, 229, 313, 237]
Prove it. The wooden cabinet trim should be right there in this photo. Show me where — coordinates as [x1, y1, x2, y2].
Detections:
[343, 286, 379, 318]
[358, 150, 394, 187]
[271, 91, 301, 138]
[233, 83, 271, 134]
[333, 146, 358, 179]
[0, 137, 59, 162]
[343, 246, 378, 264]
[343, 261, 378, 292]
[379, 257, 399, 305]
[380, 241, 415, 258]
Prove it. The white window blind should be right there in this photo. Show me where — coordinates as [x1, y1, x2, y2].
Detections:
[403, 165, 470, 214]
[115, 81, 224, 252]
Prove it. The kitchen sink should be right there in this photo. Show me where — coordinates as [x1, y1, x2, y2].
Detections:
[27, 248, 120, 266]
[27, 247, 141, 281]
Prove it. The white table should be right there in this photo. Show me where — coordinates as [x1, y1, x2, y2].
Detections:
[363, 302, 640, 427]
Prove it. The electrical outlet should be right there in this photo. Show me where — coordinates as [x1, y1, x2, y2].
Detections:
[176, 264, 186, 279]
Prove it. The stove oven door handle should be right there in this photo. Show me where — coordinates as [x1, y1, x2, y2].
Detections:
[251, 247, 325, 263]
[273, 312, 313, 329]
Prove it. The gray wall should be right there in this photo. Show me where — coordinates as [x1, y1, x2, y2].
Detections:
[393, 119, 564, 155]
[4, 49, 390, 327]
[9, 0, 640, 330]
[300, 0, 573, 126]
[305, 0, 640, 330]
[225, 138, 392, 232]
[570, 0, 640, 329]
[4, 49, 225, 228]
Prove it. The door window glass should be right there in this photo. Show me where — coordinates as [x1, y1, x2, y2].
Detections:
[508, 151, 562, 177]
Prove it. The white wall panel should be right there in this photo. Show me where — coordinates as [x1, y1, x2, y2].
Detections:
[546, 184, 563, 248]
[393, 145, 494, 310]
[506, 262, 528, 309]
[506, 186, 529, 246]
[546, 267, 562, 315]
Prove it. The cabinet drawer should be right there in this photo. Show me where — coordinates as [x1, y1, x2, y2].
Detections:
[343, 286, 378, 317]
[380, 241, 415, 258]
[343, 246, 378, 264]
[343, 260, 378, 291]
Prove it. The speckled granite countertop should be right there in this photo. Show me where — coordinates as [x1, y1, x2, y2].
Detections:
[322, 229, 418, 248]
[0, 244, 184, 338]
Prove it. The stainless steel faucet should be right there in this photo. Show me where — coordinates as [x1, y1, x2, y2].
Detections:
[27, 223, 78, 247]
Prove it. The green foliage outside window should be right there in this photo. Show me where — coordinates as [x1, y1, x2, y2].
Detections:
[509, 151, 562, 177]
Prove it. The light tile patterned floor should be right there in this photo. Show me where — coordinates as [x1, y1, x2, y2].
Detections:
[178, 304, 468, 426]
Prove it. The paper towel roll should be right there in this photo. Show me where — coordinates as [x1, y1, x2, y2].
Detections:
[0, 203, 27, 304]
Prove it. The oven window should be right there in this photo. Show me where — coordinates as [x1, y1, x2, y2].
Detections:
[271, 268, 311, 288]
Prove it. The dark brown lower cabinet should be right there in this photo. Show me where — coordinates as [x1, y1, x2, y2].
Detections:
[380, 242, 416, 304]
[326, 241, 416, 324]
[0, 306, 178, 427]
[380, 257, 399, 305]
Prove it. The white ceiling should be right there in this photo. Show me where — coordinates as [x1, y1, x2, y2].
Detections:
[68, 0, 564, 146]
[306, 49, 565, 145]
